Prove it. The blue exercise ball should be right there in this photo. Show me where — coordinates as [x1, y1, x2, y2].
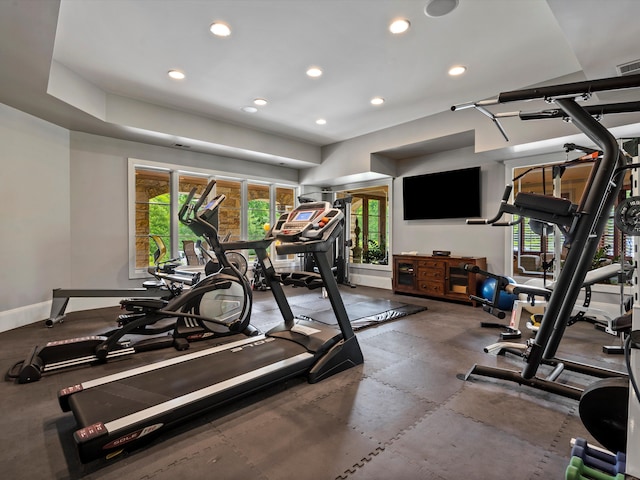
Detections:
[480, 277, 518, 310]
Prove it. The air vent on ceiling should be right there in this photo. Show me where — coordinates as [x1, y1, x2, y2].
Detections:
[173, 143, 191, 149]
[616, 59, 640, 76]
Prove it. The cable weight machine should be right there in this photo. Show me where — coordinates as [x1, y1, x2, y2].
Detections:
[452, 73, 640, 458]
[298, 192, 356, 288]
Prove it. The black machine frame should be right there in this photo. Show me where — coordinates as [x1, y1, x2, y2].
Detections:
[453, 73, 640, 453]
[8, 183, 257, 384]
[57, 183, 363, 463]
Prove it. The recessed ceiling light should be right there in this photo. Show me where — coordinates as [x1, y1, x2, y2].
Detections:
[424, 0, 459, 18]
[448, 65, 466, 76]
[371, 97, 385, 105]
[316, 118, 327, 125]
[168, 70, 185, 80]
[389, 19, 410, 34]
[253, 98, 268, 106]
[210, 22, 231, 37]
[306, 66, 323, 78]
[241, 106, 258, 113]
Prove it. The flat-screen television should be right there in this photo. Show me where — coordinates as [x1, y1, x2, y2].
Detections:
[402, 166, 481, 220]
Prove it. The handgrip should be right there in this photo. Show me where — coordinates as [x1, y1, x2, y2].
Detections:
[450, 97, 499, 111]
[466, 218, 489, 225]
[501, 185, 513, 201]
[467, 185, 514, 226]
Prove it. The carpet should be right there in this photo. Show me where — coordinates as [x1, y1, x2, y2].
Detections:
[299, 299, 427, 331]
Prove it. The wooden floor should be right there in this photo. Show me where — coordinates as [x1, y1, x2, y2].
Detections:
[0, 284, 629, 479]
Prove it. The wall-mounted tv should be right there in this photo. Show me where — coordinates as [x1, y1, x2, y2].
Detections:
[402, 166, 481, 220]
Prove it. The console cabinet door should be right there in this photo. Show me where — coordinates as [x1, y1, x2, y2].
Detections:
[393, 255, 486, 305]
[393, 257, 417, 293]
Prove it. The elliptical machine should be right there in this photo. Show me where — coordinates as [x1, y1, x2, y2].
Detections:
[8, 182, 257, 384]
[114, 182, 257, 344]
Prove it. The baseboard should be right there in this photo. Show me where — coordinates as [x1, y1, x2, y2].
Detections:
[0, 298, 122, 333]
[349, 273, 392, 290]
[0, 301, 50, 333]
[0, 278, 393, 333]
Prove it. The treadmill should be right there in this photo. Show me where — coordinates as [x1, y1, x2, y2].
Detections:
[58, 193, 364, 463]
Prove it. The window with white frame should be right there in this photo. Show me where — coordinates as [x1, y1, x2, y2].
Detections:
[336, 182, 390, 266]
[511, 154, 633, 277]
[128, 158, 298, 278]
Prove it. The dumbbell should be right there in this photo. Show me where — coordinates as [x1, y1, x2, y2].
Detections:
[565, 456, 625, 480]
[571, 445, 625, 476]
[571, 438, 627, 474]
[573, 438, 626, 462]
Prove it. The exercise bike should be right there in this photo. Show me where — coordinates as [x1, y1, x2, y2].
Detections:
[7, 183, 257, 384]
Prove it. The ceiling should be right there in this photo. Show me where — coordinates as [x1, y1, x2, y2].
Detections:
[1, 0, 640, 170]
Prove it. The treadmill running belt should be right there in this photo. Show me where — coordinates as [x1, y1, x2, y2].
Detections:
[69, 338, 309, 427]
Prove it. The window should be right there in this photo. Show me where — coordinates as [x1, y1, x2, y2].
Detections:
[247, 183, 270, 243]
[128, 159, 298, 278]
[275, 186, 296, 260]
[178, 175, 210, 264]
[215, 179, 242, 241]
[337, 185, 389, 265]
[134, 168, 171, 270]
[511, 157, 632, 276]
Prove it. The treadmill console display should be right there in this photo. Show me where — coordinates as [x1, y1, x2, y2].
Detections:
[292, 210, 315, 222]
[270, 201, 342, 243]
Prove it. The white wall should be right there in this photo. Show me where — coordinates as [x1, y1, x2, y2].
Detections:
[393, 146, 508, 273]
[0, 103, 71, 331]
[0, 122, 305, 330]
[300, 83, 640, 187]
[68, 131, 301, 291]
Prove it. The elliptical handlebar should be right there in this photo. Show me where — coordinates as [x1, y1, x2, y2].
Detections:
[194, 180, 216, 212]
[178, 187, 199, 226]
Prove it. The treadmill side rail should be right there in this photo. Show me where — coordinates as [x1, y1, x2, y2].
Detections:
[68, 351, 315, 463]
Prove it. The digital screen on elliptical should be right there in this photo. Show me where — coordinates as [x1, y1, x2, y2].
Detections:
[293, 210, 315, 222]
[204, 198, 220, 210]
